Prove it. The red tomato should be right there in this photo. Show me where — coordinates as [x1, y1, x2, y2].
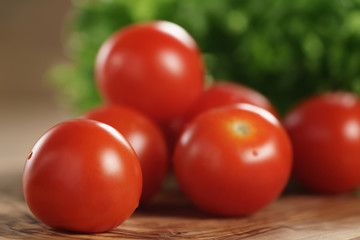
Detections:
[173, 104, 292, 216]
[162, 82, 277, 153]
[95, 21, 204, 123]
[188, 82, 278, 119]
[84, 105, 168, 203]
[284, 92, 360, 194]
[23, 119, 142, 233]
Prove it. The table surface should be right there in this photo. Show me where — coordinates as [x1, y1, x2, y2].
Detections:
[1, 172, 360, 240]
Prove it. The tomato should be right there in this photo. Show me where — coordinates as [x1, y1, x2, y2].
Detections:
[284, 92, 360, 194]
[95, 21, 204, 123]
[173, 104, 292, 216]
[162, 81, 277, 153]
[23, 119, 142, 233]
[84, 105, 168, 203]
[187, 82, 278, 119]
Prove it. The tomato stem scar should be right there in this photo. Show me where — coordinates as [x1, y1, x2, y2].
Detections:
[233, 121, 250, 136]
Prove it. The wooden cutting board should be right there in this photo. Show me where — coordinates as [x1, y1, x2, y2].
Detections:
[1, 173, 360, 240]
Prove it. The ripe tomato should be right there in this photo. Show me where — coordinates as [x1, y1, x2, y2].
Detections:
[284, 92, 360, 194]
[95, 21, 204, 123]
[162, 81, 277, 153]
[173, 104, 292, 216]
[84, 105, 168, 203]
[188, 82, 278, 119]
[23, 119, 142, 233]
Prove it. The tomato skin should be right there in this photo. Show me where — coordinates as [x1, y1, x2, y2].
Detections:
[95, 21, 204, 123]
[173, 104, 292, 216]
[162, 81, 277, 153]
[284, 92, 360, 194]
[84, 105, 168, 203]
[23, 119, 142, 233]
[188, 82, 278, 119]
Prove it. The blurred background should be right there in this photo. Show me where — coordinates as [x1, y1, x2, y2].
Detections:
[0, 0, 71, 175]
[2, 0, 360, 175]
[51, 0, 360, 115]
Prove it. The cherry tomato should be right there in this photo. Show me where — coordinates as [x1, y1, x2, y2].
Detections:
[23, 119, 142, 233]
[188, 82, 278, 119]
[84, 105, 168, 203]
[284, 92, 360, 194]
[95, 21, 204, 123]
[173, 104, 292, 216]
[162, 81, 277, 153]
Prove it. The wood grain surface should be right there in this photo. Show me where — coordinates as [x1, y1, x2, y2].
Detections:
[1, 173, 360, 240]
